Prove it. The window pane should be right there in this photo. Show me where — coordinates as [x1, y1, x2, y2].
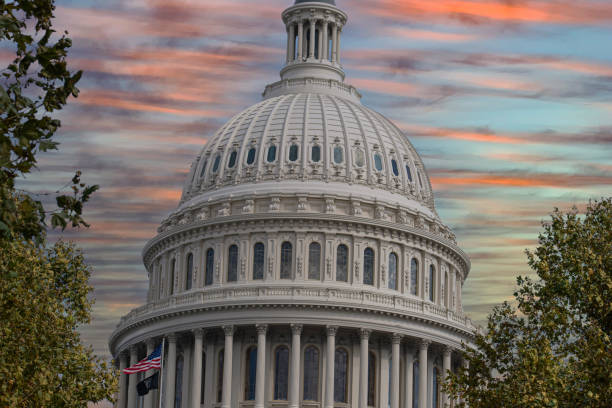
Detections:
[391, 159, 399, 176]
[245, 347, 257, 400]
[308, 242, 321, 280]
[201, 352, 206, 404]
[355, 149, 365, 167]
[253, 243, 265, 280]
[413, 362, 419, 408]
[186, 253, 193, 291]
[175, 355, 184, 408]
[418, 170, 424, 188]
[410, 259, 418, 296]
[405, 164, 413, 182]
[170, 259, 176, 295]
[336, 244, 348, 282]
[227, 245, 238, 282]
[388, 252, 398, 290]
[246, 148, 257, 165]
[334, 348, 349, 402]
[333, 146, 343, 164]
[429, 265, 435, 301]
[311, 145, 321, 162]
[280, 242, 293, 279]
[267, 145, 277, 163]
[228, 151, 237, 168]
[303, 347, 320, 401]
[217, 350, 224, 402]
[433, 367, 439, 408]
[289, 144, 299, 162]
[274, 347, 289, 400]
[199, 160, 208, 179]
[374, 154, 383, 171]
[212, 155, 221, 172]
[364, 248, 375, 285]
[368, 352, 376, 406]
[205, 249, 214, 286]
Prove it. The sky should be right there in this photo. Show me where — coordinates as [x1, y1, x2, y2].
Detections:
[4, 0, 612, 360]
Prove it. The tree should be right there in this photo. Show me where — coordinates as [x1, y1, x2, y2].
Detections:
[0, 1, 117, 406]
[444, 198, 612, 408]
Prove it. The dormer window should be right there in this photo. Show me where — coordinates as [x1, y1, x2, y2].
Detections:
[354, 149, 365, 167]
[311, 145, 321, 163]
[289, 144, 299, 162]
[227, 151, 237, 168]
[212, 155, 221, 173]
[391, 159, 399, 176]
[267, 145, 277, 163]
[199, 160, 208, 179]
[246, 148, 257, 165]
[405, 164, 413, 182]
[333, 146, 344, 164]
[373, 153, 383, 171]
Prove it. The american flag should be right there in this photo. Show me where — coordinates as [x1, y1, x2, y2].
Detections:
[124, 344, 162, 374]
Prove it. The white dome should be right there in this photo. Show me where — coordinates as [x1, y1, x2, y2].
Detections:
[180, 92, 436, 219]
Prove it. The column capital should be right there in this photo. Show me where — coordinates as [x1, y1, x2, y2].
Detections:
[223, 325, 235, 336]
[146, 338, 156, 348]
[291, 324, 303, 335]
[129, 344, 139, 354]
[391, 333, 403, 345]
[167, 333, 178, 343]
[360, 328, 371, 340]
[326, 325, 338, 337]
[193, 328, 205, 338]
[256, 324, 269, 335]
[443, 345, 453, 357]
[419, 339, 431, 350]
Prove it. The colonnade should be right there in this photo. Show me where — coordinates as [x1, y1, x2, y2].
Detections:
[116, 325, 460, 408]
[286, 18, 342, 64]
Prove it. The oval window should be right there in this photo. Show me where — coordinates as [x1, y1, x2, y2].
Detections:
[391, 159, 399, 176]
[289, 144, 299, 162]
[355, 149, 365, 167]
[199, 160, 208, 178]
[311, 145, 321, 163]
[212, 155, 221, 173]
[228, 151, 237, 168]
[405, 164, 413, 182]
[267, 145, 277, 163]
[333, 146, 344, 164]
[246, 148, 257, 165]
[374, 154, 383, 171]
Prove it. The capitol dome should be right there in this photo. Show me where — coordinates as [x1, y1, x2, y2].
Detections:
[111, 2, 473, 408]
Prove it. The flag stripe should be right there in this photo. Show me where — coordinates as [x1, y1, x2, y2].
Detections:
[123, 344, 163, 374]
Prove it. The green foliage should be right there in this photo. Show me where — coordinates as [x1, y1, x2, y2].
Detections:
[445, 198, 612, 408]
[0, 239, 117, 407]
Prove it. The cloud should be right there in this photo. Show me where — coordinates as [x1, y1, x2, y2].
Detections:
[430, 169, 611, 188]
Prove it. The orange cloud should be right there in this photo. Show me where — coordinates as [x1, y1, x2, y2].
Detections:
[384, 27, 479, 42]
[431, 172, 611, 188]
[400, 124, 527, 144]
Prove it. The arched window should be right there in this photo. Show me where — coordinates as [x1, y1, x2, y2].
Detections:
[374, 153, 383, 171]
[364, 248, 375, 285]
[185, 253, 193, 291]
[311, 145, 321, 162]
[280, 242, 292, 279]
[289, 144, 299, 162]
[367, 352, 376, 406]
[274, 346, 289, 400]
[217, 349, 224, 402]
[199, 160, 208, 179]
[334, 348, 349, 403]
[244, 346, 257, 400]
[418, 171, 424, 189]
[308, 242, 321, 280]
[336, 244, 348, 282]
[410, 258, 419, 296]
[175, 354, 184, 408]
[433, 367, 439, 408]
[267, 145, 277, 163]
[391, 159, 399, 176]
[205, 249, 214, 286]
[355, 149, 365, 167]
[405, 164, 413, 182]
[253, 243, 265, 280]
[388, 252, 398, 290]
[429, 264, 435, 302]
[170, 258, 176, 295]
[227, 245, 238, 282]
[246, 147, 257, 165]
[228, 151, 237, 168]
[412, 361, 419, 408]
[333, 146, 344, 164]
[212, 154, 221, 173]
[200, 352, 206, 404]
[303, 346, 320, 401]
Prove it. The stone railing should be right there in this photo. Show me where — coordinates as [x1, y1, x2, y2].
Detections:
[115, 283, 474, 333]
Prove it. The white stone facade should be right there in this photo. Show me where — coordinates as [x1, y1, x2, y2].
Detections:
[110, 2, 473, 408]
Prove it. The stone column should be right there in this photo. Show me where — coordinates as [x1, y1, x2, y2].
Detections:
[297, 21, 304, 61]
[359, 329, 371, 408]
[404, 346, 414, 408]
[191, 329, 205, 408]
[317, 23, 323, 60]
[255, 325, 268, 408]
[442, 347, 452, 408]
[331, 24, 338, 63]
[309, 19, 316, 58]
[127, 346, 138, 408]
[289, 324, 303, 408]
[325, 326, 338, 408]
[144, 340, 155, 408]
[391, 334, 402, 408]
[117, 353, 128, 408]
[418, 340, 430, 408]
[322, 21, 329, 61]
[164, 334, 178, 408]
[221, 326, 235, 408]
[336, 28, 341, 63]
[288, 24, 296, 63]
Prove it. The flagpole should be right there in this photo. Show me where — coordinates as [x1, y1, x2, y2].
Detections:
[158, 337, 166, 408]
